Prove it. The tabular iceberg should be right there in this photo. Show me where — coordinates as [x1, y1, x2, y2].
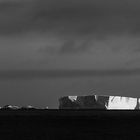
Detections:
[59, 95, 138, 110]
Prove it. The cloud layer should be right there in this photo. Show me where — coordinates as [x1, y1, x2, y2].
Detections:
[1, 0, 140, 36]
[0, 0, 140, 69]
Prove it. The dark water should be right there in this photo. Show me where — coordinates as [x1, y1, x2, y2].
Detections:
[0, 110, 140, 139]
[0, 75, 140, 108]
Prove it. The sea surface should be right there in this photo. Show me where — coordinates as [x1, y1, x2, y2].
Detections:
[0, 109, 140, 139]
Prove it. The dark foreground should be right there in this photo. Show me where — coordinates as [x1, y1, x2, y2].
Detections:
[0, 109, 140, 140]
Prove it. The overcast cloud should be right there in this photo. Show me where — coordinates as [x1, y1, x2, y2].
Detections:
[0, 0, 140, 69]
[0, 0, 140, 36]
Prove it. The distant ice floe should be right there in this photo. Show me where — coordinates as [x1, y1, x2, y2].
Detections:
[2, 105, 20, 110]
[0, 105, 49, 110]
[21, 105, 36, 109]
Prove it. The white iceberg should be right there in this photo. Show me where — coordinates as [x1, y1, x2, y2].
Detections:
[107, 96, 137, 110]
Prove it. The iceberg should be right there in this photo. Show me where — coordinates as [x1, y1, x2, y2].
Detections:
[107, 96, 137, 110]
[59, 95, 138, 110]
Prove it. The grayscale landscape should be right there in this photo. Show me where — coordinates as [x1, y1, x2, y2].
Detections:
[0, 0, 140, 139]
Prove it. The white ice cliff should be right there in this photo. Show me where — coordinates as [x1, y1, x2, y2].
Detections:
[107, 96, 137, 110]
[59, 95, 139, 110]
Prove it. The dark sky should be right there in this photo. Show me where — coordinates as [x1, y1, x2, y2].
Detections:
[0, 0, 140, 70]
[0, 0, 140, 108]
